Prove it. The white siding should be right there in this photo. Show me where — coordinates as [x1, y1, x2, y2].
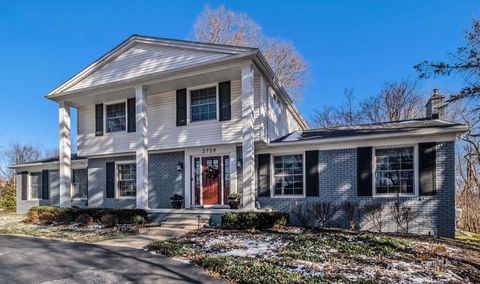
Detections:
[77, 105, 136, 156]
[265, 86, 302, 142]
[68, 43, 232, 92]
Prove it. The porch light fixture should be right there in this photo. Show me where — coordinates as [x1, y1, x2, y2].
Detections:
[176, 163, 183, 172]
[237, 159, 242, 169]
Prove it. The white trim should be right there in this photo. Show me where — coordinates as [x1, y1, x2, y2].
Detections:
[104, 99, 128, 134]
[187, 83, 219, 124]
[270, 152, 306, 198]
[115, 160, 137, 199]
[371, 145, 419, 198]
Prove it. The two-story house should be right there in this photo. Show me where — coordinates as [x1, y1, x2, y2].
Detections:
[12, 35, 468, 237]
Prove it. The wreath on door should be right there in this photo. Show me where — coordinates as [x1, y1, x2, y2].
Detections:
[206, 165, 219, 179]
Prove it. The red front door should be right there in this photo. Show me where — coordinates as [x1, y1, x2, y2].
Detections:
[202, 156, 221, 205]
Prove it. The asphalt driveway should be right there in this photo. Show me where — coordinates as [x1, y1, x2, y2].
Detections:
[0, 235, 224, 284]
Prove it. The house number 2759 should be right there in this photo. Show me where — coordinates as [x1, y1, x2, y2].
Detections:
[202, 148, 216, 154]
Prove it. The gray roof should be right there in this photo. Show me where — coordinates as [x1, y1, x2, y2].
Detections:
[13, 153, 86, 166]
[273, 118, 467, 143]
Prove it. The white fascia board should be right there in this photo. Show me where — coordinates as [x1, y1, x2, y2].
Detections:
[10, 159, 88, 171]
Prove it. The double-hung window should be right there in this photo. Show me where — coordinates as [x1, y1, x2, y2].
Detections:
[72, 169, 88, 199]
[30, 172, 42, 200]
[273, 154, 304, 196]
[374, 147, 415, 195]
[106, 103, 126, 133]
[190, 87, 217, 122]
[117, 163, 136, 197]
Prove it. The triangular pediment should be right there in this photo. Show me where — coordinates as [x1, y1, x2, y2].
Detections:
[50, 35, 254, 95]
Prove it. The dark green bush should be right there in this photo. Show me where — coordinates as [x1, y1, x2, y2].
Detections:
[221, 212, 289, 230]
[28, 206, 149, 224]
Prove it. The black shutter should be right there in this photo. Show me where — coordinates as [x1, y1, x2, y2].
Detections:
[106, 162, 115, 198]
[95, 104, 104, 136]
[257, 154, 271, 197]
[305, 150, 320, 196]
[419, 142, 437, 196]
[42, 170, 49, 200]
[219, 81, 231, 121]
[357, 147, 373, 196]
[21, 172, 28, 200]
[127, 98, 136, 132]
[176, 89, 187, 126]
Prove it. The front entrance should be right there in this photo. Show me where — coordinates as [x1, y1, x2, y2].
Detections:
[193, 155, 230, 206]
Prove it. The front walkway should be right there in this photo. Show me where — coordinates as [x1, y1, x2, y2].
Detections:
[95, 234, 169, 249]
[0, 235, 224, 284]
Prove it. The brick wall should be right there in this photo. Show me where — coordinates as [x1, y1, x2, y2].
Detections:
[148, 151, 185, 209]
[257, 142, 456, 237]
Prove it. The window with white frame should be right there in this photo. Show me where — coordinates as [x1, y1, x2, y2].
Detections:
[374, 147, 415, 195]
[117, 163, 136, 197]
[273, 154, 304, 196]
[106, 102, 126, 132]
[190, 87, 217, 122]
[271, 93, 282, 116]
[30, 172, 42, 199]
[72, 169, 88, 199]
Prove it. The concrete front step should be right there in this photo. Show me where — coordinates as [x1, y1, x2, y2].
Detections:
[138, 227, 188, 237]
[160, 221, 207, 230]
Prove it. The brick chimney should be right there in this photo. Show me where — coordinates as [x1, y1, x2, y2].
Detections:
[426, 89, 446, 119]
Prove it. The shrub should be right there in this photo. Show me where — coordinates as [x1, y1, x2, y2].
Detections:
[146, 240, 193, 257]
[38, 212, 55, 224]
[100, 214, 119, 227]
[221, 212, 288, 230]
[28, 206, 149, 225]
[0, 184, 16, 211]
[341, 201, 363, 231]
[389, 202, 416, 234]
[312, 202, 337, 228]
[131, 214, 147, 225]
[364, 203, 385, 232]
[24, 211, 39, 223]
[75, 214, 94, 226]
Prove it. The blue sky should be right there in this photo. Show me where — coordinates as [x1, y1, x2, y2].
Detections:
[0, 0, 478, 156]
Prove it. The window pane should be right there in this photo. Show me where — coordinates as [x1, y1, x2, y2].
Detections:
[118, 164, 136, 197]
[273, 154, 304, 196]
[30, 173, 42, 199]
[375, 147, 414, 195]
[191, 87, 217, 122]
[72, 169, 88, 199]
[106, 103, 126, 132]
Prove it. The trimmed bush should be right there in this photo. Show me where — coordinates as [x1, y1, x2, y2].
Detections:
[38, 212, 55, 224]
[100, 214, 119, 227]
[28, 206, 148, 225]
[24, 210, 39, 223]
[131, 214, 147, 225]
[75, 214, 94, 226]
[221, 212, 289, 230]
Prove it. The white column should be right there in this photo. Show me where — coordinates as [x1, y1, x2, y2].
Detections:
[135, 85, 148, 209]
[184, 154, 191, 208]
[241, 64, 256, 210]
[59, 101, 71, 207]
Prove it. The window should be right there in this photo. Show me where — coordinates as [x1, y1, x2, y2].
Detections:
[72, 169, 88, 199]
[106, 102, 126, 132]
[30, 172, 42, 199]
[271, 93, 282, 116]
[273, 154, 304, 196]
[191, 87, 217, 122]
[117, 163, 136, 197]
[374, 147, 415, 195]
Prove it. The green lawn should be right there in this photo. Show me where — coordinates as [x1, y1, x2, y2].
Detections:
[147, 228, 479, 284]
[0, 213, 132, 243]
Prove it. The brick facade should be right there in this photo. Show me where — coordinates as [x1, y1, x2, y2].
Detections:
[257, 142, 456, 237]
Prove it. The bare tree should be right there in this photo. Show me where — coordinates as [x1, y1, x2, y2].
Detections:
[193, 5, 308, 100]
[1, 143, 42, 184]
[312, 80, 424, 127]
[360, 80, 424, 122]
[415, 18, 480, 103]
[313, 88, 363, 127]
